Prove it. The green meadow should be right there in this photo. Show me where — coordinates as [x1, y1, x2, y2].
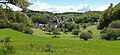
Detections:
[0, 25, 120, 55]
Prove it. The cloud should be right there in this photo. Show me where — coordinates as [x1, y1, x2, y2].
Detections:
[77, 4, 91, 11]
[2, 1, 109, 12]
[0, 3, 22, 11]
[91, 5, 109, 11]
[28, 1, 91, 13]
[7, 4, 22, 11]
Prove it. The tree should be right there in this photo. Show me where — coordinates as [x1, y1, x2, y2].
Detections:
[63, 28, 69, 34]
[101, 28, 120, 40]
[23, 27, 33, 34]
[14, 11, 33, 27]
[97, 3, 120, 29]
[8, 0, 31, 10]
[108, 20, 120, 28]
[73, 18, 83, 24]
[47, 21, 53, 33]
[0, 20, 10, 28]
[79, 31, 92, 41]
[30, 13, 51, 24]
[83, 25, 87, 30]
[72, 29, 80, 37]
[65, 22, 79, 31]
[87, 30, 93, 34]
[0, 0, 33, 31]
[78, 11, 101, 23]
[82, 17, 89, 23]
[52, 28, 60, 38]
[12, 23, 25, 31]
[0, 6, 10, 28]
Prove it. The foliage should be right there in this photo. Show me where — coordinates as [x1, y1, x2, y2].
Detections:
[83, 25, 87, 30]
[11, 23, 33, 35]
[0, 6, 33, 28]
[65, 22, 80, 31]
[52, 28, 60, 38]
[73, 17, 83, 24]
[80, 11, 101, 23]
[41, 44, 53, 52]
[101, 28, 120, 40]
[47, 21, 53, 33]
[87, 30, 93, 34]
[0, 6, 11, 28]
[23, 27, 33, 34]
[0, 37, 14, 55]
[108, 20, 120, 28]
[15, 11, 32, 26]
[98, 3, 120, 29]
[9, 0, 31, 9]
[30, 13, 53, 24]
[12, 23, 25, 31]
[63, 28, 69, 34]
[0, 20, 10, 28]
[55, 11, 101, 24]
[1, 26, 120, 55]
[80, 31, 92, 41]
[11, 23, 19, 30]
[72, 29, 80, 37]
[97, 3, 113, 29]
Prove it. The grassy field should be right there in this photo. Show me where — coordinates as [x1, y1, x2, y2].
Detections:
[0, 25, 120, 55]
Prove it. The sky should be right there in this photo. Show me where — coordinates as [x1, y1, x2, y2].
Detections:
[7, 0, 120, 13]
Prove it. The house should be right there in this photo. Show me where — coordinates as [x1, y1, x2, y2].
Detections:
[33, 24, 46, 29]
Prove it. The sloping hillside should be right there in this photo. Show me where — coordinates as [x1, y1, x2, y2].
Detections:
[0, 26, 120, 55]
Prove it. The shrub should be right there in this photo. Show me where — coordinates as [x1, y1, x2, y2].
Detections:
[83, 25, 86, 30]
[0, 21, 10, 28]
[41, 44, 53, 52]
[108, 20, 120, 28]
[79, 31, 92, 41]
[101, 28, 120, 40]
[12, 23, 19, 30]
[47, 22, 53, 33]
[63, 29, 69, 34]
[65, 22, 80, 31]
[29, 44, 35, 51]
[72, 29, 80, 37]
[52, 28, 60, 38]
[23, 27, 33, 34]
[12, 23, 25, 31]
[0, 37, 15, 54]
[87, 30, 93, 34]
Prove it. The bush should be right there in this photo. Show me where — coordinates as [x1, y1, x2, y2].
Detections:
[79, 31, 92, 41]
[12, 23, 25, 31]
[52, 28, 60, 38]
[0, 21, 10, 28]
[87, 30, 93, 34]
[0, 37, 15, 54]
[63, 29, 69, 34]
[41, 44, 53, 52]
[23, 27, 33, 34]
[101, 28, 120, 40]
[12, 23, 33, 35]
[65, 22, 80, 31]
[12, 23, 19, 30]
[108, 20, 120, 28]
[83, 25, 86, 30]
[72, 29, 80, 37]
